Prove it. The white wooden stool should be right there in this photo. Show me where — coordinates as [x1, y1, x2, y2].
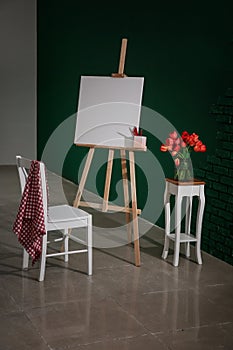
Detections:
[162, 178, 205, 266]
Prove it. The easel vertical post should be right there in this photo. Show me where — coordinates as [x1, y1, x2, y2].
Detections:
[118, 38, 127, 75]
[114, 37, 141, 266]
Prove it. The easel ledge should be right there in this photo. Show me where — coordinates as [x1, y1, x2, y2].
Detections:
[75, 143, 147, 152]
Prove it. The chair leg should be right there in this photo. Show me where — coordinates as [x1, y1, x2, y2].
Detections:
[87, 216, 92, 276]
[39, 234, 47, 282]
[23, 249, 29, 269]
[64, 228, 69, 263]
[162, 235, 170, 259]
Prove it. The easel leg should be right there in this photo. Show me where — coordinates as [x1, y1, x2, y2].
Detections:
[120, 149, 131, 243]
[102, 149, 114, 212]
[129, 151, 141, 266]
[73, 148, 95, 208]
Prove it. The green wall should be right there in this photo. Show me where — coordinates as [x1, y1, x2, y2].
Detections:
[38, 0, 233, 225]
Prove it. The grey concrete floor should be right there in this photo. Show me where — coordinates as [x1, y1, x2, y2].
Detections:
[0, 165, 233, 350]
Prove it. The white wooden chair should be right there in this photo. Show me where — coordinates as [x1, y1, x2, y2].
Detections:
[16, 155, 92, 281]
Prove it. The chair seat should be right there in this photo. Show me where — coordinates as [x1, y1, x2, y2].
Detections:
[48, 205, 89, 222]
[47, 205, 91, 231]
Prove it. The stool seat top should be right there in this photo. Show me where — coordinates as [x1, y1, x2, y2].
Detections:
[165, 178, 206, 186]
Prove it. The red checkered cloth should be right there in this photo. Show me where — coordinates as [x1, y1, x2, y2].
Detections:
[13, 160, 46, 264]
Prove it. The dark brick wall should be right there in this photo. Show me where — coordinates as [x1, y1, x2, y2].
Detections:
[195, 88, 233, 265]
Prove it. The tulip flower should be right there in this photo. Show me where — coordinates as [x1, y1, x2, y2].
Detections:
[181, 141, 186, 147]
[173, 145, 181, 152]
[169, 131, 178, 140]
[166, 138, 174, 146]
[160, 144, 168, 152]
[200, 144, 206, 152]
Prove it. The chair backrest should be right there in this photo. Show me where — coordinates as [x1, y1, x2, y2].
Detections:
[16, 155, 48, 225]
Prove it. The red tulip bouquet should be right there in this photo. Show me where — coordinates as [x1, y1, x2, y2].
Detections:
[160, 130, 206, 181]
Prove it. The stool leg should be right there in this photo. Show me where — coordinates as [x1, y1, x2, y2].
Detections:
[195, 186, 205, 264]
[162, 202, 170, 259]
[174, 194, 182, 267]
[185, 196, 192, 258]
[162, 183, 170, 260]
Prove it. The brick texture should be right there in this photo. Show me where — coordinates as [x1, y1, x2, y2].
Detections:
[194, 88, 233, 265]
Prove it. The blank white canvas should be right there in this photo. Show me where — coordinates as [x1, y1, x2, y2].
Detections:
[74, 76, 144, 148]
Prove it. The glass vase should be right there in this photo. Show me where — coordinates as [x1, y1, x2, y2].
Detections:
[174, 157, 193, 182]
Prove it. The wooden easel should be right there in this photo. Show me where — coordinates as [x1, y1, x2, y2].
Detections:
[73, 38, 146, 266]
